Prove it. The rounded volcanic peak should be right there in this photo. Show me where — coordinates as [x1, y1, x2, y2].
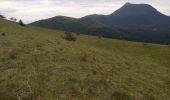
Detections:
[112, 2, 164, 17]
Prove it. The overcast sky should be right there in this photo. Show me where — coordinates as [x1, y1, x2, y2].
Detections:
[0, 0, 170, 23]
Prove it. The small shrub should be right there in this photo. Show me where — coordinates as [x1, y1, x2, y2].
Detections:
[100, 78, 108, 88]
[1, 33, 5, 36]
[81, 56, 87, 62]
[92, 70, 97, 75]
[144, 95, 155, 100]
[9, 52, 17, 60]
[63, 31, 77, 41]
[93, 57, 96, 62]
[60, 48, 63, 51]
[80, 53, 88, 62]
[112, 91, 133, 100]
[76, 32, 80, 36]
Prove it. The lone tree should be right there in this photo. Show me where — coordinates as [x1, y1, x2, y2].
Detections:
[19, 20, 25, 26]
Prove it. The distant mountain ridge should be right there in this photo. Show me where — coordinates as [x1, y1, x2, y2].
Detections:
[30, 3, 170, 44]
[83, 3, 170, 27]
[31, 16, 122, 37]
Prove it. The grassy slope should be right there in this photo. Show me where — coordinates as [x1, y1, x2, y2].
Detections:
[0, 19, 170, 100]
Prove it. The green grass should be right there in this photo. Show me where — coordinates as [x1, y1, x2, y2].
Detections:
[0, 19, 170, 100]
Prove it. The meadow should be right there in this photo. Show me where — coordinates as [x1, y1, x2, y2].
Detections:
[0, 19, 170, 100]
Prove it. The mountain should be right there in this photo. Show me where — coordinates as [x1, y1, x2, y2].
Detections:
[30, 3, 170, 44]
[113, 3, 163, 16]
[30, 16, 122, 38]
[1, 17, 170, 100]
[83, 3, 170, 44]
[83, 3, 170, 27]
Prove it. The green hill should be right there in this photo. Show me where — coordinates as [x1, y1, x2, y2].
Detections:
[0, 18, 170, 100]
[30, 16, 121, 36]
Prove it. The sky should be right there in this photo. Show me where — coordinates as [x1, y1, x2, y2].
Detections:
[0, 0, 170, 23]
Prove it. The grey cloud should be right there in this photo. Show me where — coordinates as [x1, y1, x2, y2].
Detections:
[0, 0, 170, 23]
